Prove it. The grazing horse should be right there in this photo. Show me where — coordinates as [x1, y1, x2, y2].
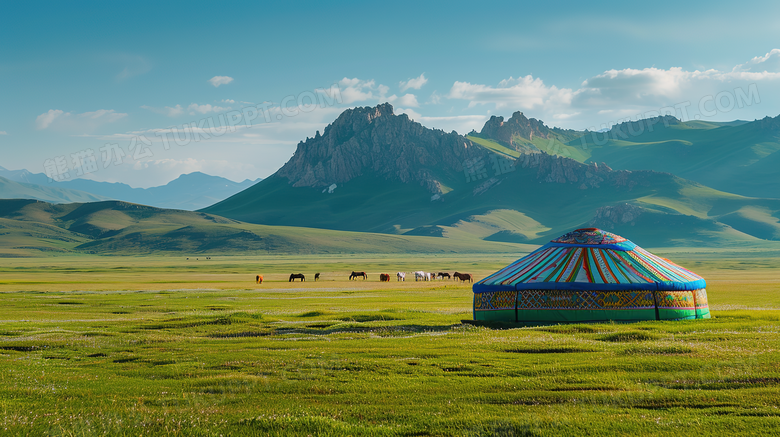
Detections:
[396, 272, 406, 281]
[289, 273, 305, 282]
[349, 271, 367, 280]
[256, 275, 263, 284]
[379, 273, 390, 282]
[314, 273, 320, 281]
[453, 272, 473, 282]
[437, 272, 451, 280]
[414, 271, 426, 281]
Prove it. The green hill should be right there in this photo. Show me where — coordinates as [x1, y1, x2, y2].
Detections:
[0, 199, 534, 257]
[575, 115, 780, 198]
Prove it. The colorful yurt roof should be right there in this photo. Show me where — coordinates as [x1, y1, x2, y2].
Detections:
[474, 228, 705, 293]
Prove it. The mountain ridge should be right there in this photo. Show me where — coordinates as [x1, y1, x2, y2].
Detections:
[205, 103, 780, 247]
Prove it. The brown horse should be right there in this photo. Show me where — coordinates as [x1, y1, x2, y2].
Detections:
[437, 272, 451, 280]
[453, 272, 473, 282]
[289, 273, 305, 282]
[349, 271, 367, 280]
[379, 273, 390, 282]
[256, 275, 264, 284]
[314, 273, 320, 281]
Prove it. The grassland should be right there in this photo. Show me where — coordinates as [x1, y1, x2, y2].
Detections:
[1, 252, 780, 436]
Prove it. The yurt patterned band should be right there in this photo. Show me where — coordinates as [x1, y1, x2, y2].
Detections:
[473, 288, 710, 322]
[474, 289, 708, 312]
[475, 243, 705, 292]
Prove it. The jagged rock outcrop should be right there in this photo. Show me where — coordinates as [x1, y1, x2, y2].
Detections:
[477, 111, 583, 150]
[757, 114, 780, 131]
[479, 111, 554, 145]
[515, 152, 650, 190]
[276, 103, 485, 193]
[588, 203, 646, 229]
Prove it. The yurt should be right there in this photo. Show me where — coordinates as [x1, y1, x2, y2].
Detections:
[473, 228, 710, 324]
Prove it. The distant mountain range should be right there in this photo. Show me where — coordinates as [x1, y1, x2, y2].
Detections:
[204, 103, 780, 248]
[0, 167, 261, 210]
[0, 175, 109, 204]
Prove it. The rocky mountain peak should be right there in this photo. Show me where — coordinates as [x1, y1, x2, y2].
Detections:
[478, 111, 553, 145]
[275, 103, 484, 193]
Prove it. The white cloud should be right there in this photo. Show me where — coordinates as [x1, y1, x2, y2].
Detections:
[142, 104, 184, 117]
[337, 77, 390, 104]
[209, 76, 234, 87]
[166, 105, 184, 117]
[449, 75, 573, 111]
[387, 93, 419, 107]
[400, 73, 428, 91]
[35, 108, 127, 131]
[221, 99, 236, 104]
[78, 109, 127, 123]
[395, 107, 488, 133]
[36, 109, 65, 130]
[187, 103, 230, 115]
[552, 112, 581, 120]
[0, 131, 7, 135]
[447, 49, 780, 129]
[733, 48, 780, 73]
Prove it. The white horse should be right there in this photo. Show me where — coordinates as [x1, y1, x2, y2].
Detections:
[425, 272, 432, 281]
[414, 271, 426, 281]
[397, 272, 405, 281]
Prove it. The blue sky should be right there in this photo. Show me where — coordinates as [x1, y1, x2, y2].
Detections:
[2, 0, 780, 187]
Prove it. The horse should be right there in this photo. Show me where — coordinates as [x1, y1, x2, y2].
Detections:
[414, 271, 426, 281]
[453, 272, 473, 282]
[379, 273, 390, 282]
[437, 272, 451, 280]
[314, 273, 320, 281]
[426, 272, 433, 281]
[289, 273, 305, 282]
[349, 271, 367, 280]
[397, 272, 406, 281]
[256, 275, 263, 284]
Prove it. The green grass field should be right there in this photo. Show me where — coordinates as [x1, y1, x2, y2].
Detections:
[1, 253, 780, 436]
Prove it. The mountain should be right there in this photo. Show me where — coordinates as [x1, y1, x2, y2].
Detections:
[58, 172, 261, 210]
[0, 167, 261, 210]
[0, 175, 110, 204]
[0, 199, 531, 257]
[468, 111, 588, 161]
[571, 114, 780, 198]
[204, 103, 780, 247]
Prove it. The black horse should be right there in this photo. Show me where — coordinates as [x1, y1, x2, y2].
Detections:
[289, 273, 305, 282]
[314, 273, 320, 281]
[453, 272, 473, 282]
[437, 272, 451, 280]
[349, 271, 367, 280]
